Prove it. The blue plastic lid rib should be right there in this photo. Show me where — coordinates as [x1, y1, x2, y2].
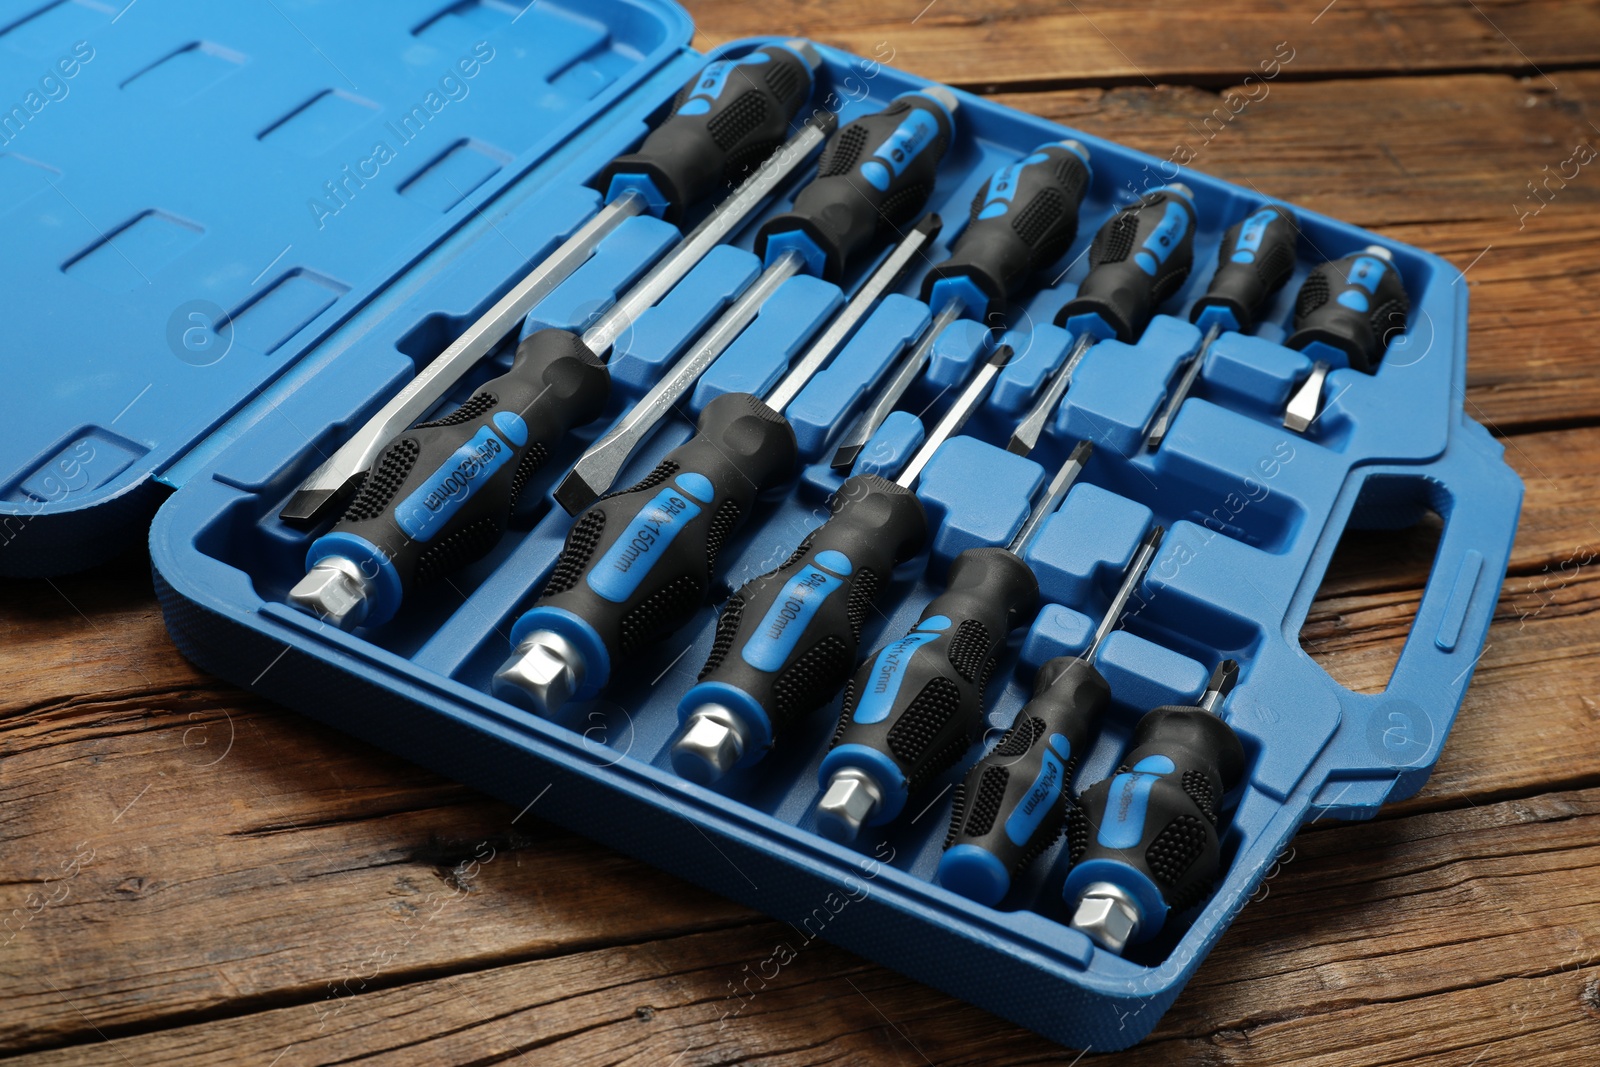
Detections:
[0, 0, 692, 575]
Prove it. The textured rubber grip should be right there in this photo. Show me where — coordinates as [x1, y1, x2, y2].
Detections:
[830, 548, 1038, 805]
[321, 329, 609, 614]
[1064, 705, 1247, 936]
[1055, 187, 1198, 342]
[920, 143, 1092, 317]
[528, 392, 798, 671]
[1285, 249, 1410, 373]
[692, 474, 929, 738]
[1190, 204, 1299, 334]
[598, 44, 816, 223]
[938, 656, 1109, 904]
[756, 91, 956, 281]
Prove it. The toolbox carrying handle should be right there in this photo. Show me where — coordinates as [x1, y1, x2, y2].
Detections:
[1310, 421, 1523, 811]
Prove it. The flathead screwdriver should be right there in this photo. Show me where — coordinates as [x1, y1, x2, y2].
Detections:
[491, 216, 942, 717]
[1007, 185, 1199, 457]
[935, 525, 1163, 902]
[812, 440, 1093, 844]
[285, 114, 835, 631]
[1063, 660, 1246, 954]
[282, 42, 825, 527]
[1282, 244, 1410, 431]
[666, 344, 1019, 784]
[829, 140, 1094, 472]
[1145, 205, 1299, 450]
[554, 87, 962, 513]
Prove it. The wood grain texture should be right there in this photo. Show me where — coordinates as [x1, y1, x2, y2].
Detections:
[5, 1, 1598, 1063]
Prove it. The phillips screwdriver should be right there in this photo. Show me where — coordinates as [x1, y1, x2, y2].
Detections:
[282, 42, 824, 527]
[1145, 205, 1300, 450]
[1063, 660, 1246, 954]
[1007, 185, 1198, 456]
[830, 140, 1094, 472]
[491, 216, 942, 716]
[666, 344, 1019, 784]
[554, 87, 961, 513]
[935, 525, 1162, 901]
[812, 440, 1093, 845]
[285, 115, 837, 630]
[1281, 244, 1410, 431]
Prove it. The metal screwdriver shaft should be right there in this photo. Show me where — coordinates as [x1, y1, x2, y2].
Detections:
[666, 344, 1019, 785]
[935, 525, 1163, 902]
[282, 42, 824, 527]
[1007, 184, 1200, 457]
[1146, 205, 1300, 450]
[811, 440, 1093, 844]
[830, 140, 1093, 471]
[1064, 659, 1245, 953]
[492, 217, 941, 716]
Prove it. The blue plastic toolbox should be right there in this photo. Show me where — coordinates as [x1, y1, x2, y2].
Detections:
[2, 0, 1522, 1050]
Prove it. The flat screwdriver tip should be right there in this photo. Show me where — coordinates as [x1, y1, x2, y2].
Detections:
[830, 444, 862, 473]
[279, 487, 340, 527]
[1004, 433, 1032, 457]
[554, 471, 600, 516]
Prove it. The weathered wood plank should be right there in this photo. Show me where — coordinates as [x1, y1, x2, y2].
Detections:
[687, 0, 1600, 90]
[13, 787, 1600, 1065]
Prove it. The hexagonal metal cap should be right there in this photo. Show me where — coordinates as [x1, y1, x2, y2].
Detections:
[287, 558, 371, 631]
[814, 769, 883, 844]
[669, 706, 748, 785]
[492, 632, 584, 716]
[1070, 882, 1142, 955]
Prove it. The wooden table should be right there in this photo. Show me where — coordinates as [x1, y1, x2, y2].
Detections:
[5, 2, 1598, 1062]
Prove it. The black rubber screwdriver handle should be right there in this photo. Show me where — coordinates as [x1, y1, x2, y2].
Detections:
[598, 43, 818, 223]
[684, 474, 929, 740]
[920, 142, 1093, 318]
[1190, 204, 1299, 334]
[828, 548, 1040, 803]
[315, 329, 611, 625]
[756, 91, 956, 281]
[1285, 248, 1410, 373]
[520, 393, 798, 682]
[1056, 186, 1198, 341]
[1065, 706, 1247, 933]
[937, 656, 1110, 905]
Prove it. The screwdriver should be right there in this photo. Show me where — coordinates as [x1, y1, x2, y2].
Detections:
[666, 343, 1019, 784]
[282, 42, 824, 527]
[934, 525, 1162, 902]
[1063, 660, 1246, 954]
[829, 140, 1093, 472]
[1007, 185, 1198, 457]
[285, 117, 837, 631]
[554, 87, 961, 513]
[1145, 205, 1300, 449]
[1281, 244, 1410, 431]
[491, 215, 942, 716]
[812, 439, 1093, 845]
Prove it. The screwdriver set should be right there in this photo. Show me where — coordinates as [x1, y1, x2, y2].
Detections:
[3, 1, 1521, 1050]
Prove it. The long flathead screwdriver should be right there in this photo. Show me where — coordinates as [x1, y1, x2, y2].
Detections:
[813, 440, 1093, 845]
[554, 88, 961, 513]
[282, 42, 824, 527]
[666, 344, 1018, 784]
[491, 216, 942, 716]
[286, 117, 835, 631]
[1281, 244, 1410, 431]
[1007, 185, 1199, 457]
[935, 525, 1163, 903]
[1063, 659, 1246, 954]
[830, 140, 1093, 471]
[1145, 205, 1299, 449]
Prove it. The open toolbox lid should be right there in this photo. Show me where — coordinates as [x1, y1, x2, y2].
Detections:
[0, 0, 696, 577]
